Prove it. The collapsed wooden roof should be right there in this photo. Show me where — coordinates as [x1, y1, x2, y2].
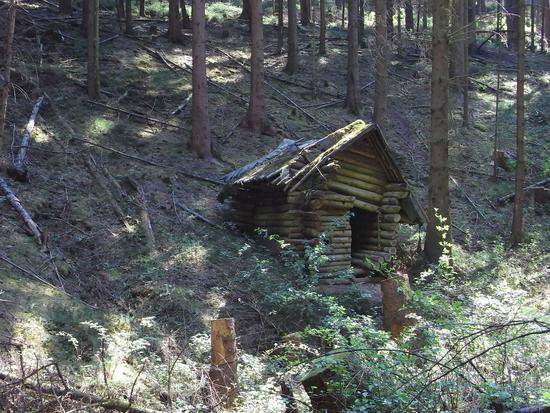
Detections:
[222, 120, 425, 224]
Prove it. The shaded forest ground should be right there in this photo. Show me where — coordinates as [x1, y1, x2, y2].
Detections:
[0, 0, 549, 411]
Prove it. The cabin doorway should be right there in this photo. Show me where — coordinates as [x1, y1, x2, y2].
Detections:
[350, 208, 378, 276]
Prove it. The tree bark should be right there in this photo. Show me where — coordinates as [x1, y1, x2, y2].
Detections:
[319, 0, 327, 54]
[285, 0, 299, 74]
[404, 0, 414, 30]
[425, 0, 451, 262]
[59, 0, 72, 14]
[467, 0, 476, 53]
[277, 0, 284, 54]
[168, 0, 184, 43]
[345, 0, 360, 114]
[191, 0, 212, 159]
[180, 0, 191, 29]
[545, 0, 550, 47]
[505, 0, 519, 48]
[0, 0, 16, 150]
[493, 1, 502, 180]
[422, 0, 428, 30]
[209, 319, 238, 407]
[386, 0, 394, 35]
[116, 0, 125, 20]
[511, 0, 525, 246]
[477, 0, 486, 13]
[87, 0, 100, 99]
[245, 0, 272, 134]
[139, 0, 145, 17]
[358, 0, 366, 48]
[530, 0, 536, 50]
[125, 0, 133, 34]
[543, 0, 548, 52]
[450, 0, 465, 82]
[374, 0, 387, 126]
[463, 0, 469, 127]
[81, 0, 89, 36]
[300, 0, 311, 25]
[240, 0, 251, 20]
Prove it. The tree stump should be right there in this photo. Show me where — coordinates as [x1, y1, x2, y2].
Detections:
[209, 318, 238, 407]
[381, 272, 413, 337]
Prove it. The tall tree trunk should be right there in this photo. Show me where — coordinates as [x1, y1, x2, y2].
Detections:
[543, 0, 548, 52]
[477, 0, 486, 13]
[285, 0, 298, 74]
[245, 0, 272, 134]
[530, 0, 535, 50]
[300, 0, 311, 25]
[450, 0, 465, 81]
[240, 0, 251, 20]
[416, 1, 421, 32]
[467, 0, 476, 53]
[168, 0, 184, 42]
[82, 0, 89, 36]
[425, 0, 451, 263]
[505, 0, 519, 48]
[493, 1, 502, 180]
[139, 0, 145, 16]
[277, 0, 284, 54]
[511, 0, 526, 246]
[463, 0, 469, 127]
[59, 0, 72, 14]
[345, 0, 360, 114]
[116, 0, 125, 20]
[87, 0, 100, 99]
[180, 0, 191, 29]
[319, 0, 327, 54]
[422, 0, 428, 30]
[387, 0, 394, 35]
[192, 0, 212, 159]
[125, 0, 133, 34]
[0, 0, 16, 150]
[358, 0, 366, 48]
[342, 0, 346, 28]
[404, 0, 414, 30]
[545, 0, 550, 47]
[374, 0, 387, 126]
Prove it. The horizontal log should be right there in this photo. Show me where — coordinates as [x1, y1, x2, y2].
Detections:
[383, 191, 409, 199]
[352, 258, 383, 268]
[327, 181, 383, 203]
[380, 205, 401, 214]
[382, 214, 401, 223]
[324, 248, 351, 255]
[308, 190, 356, 202]
[334, 152, 385, 173]
[362, 245, 397, 254]
[365, 237, 397, 246]
[381, 197, 399, 205]
[330, 173, 385, 193]
[309, 199, 354, 210]
[322, 254, 351, 261]
[335, 165, 387, 186]
[346, 145, 377, 160]
[353, 199, 379, 213]
[361, 222, 399, 231]
[385, 183, 408, 191]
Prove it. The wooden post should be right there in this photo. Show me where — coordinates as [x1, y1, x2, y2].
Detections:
[209, 318, 238, 406]
[381, 272, 412, 337]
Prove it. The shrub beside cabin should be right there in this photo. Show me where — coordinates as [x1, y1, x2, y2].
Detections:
[219, 121, 424, 286]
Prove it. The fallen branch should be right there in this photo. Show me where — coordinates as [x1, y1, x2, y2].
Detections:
[0, 177, 41, 243]
[0, 371, 160, 413]
[86, 100, 189, 131]
[450, 176, 493, 227]
[73, 137, 222, 185]
[8, 96, 44, 182]
[497, 176, 550, 205]
[127, 178, 156, 252]
[175, 201, 221, 228]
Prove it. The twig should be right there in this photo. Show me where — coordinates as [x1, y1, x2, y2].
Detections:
[175, 201, 221, 229]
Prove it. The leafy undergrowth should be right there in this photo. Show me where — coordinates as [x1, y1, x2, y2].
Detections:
[1, 1, 549, 412]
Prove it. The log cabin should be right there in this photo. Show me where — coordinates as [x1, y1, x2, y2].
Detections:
[219, 120, 425, 286]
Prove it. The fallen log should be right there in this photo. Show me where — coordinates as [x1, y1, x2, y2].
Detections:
[128, 178, 156, 252]
[8, 96, 44, 182]
[0, 371, 160, 413]
[497, 176, 550, 205]
[0, 177, 41, 243]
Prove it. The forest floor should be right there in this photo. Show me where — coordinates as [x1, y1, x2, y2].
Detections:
[0, 1, 549, 412]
